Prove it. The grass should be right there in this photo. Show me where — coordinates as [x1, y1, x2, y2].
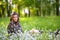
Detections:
[20, 16, 60, 31]
[0, 16, 60, 40]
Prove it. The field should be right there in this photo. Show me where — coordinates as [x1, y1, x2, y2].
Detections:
[0, 16, 60, 40]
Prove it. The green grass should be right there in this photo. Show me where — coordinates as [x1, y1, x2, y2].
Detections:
[0, 16, 60, 40]
[20, 16, 60, 31]
[0, 16, 60, 32]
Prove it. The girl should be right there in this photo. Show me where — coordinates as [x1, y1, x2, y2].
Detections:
[7, 12, 22, 34]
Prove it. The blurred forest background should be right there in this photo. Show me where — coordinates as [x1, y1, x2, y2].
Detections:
[0, 0, 60, 17]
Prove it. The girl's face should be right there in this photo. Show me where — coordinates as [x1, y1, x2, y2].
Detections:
[12, 15, 18, 22]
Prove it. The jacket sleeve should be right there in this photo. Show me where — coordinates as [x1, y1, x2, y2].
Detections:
[18, 24, 23, 32]
[7, 23, 12, 34]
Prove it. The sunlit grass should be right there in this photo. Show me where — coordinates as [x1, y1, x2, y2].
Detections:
[19, 16, 60, 31]
[0, 16, 60, 40]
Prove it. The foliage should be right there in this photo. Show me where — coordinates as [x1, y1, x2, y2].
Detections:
[0, 0, 60, 17]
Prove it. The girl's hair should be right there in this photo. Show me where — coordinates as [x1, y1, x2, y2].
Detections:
[10, 12, 19, 22]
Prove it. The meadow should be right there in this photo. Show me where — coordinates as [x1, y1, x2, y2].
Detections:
[0, 16, 60, 40]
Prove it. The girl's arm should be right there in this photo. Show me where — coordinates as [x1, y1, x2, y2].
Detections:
[7, 23, 12, 34]
[18, 23, 23, 32]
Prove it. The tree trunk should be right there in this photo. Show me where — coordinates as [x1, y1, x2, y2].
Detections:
[6, 0, 12, 17]
[43, 9, 45, 16]
[0, 5, 5, 17]
[0, 9, 2, 17]
[56, 0, 59, 16]
[8, 5, 12, 17]
[36, 9, 40, 16]
[18, 5, 20, 16]
[37, 7, 41, 16]
[28, 8, 30, 17]
[36, 9, 39, 16]
[6, 0, 8, 16]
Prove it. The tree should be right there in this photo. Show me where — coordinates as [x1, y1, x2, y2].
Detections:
[35, 0, 41, 16]
[0, 1, 3, 17]
[6, 0, 12, 17]
[55, 0, 59, 16]
[12, 0, 24, 16]
[23, 0, 34, 17]
[0, 0, 6, 17]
